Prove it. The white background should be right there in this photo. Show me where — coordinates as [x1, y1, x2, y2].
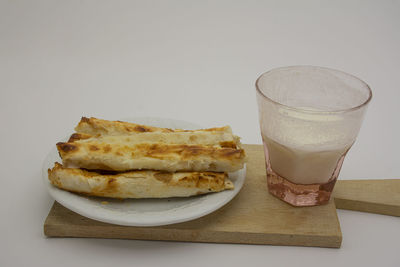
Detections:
[1, 0, 399, 266]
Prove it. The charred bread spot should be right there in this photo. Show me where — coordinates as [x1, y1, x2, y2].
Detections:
[89, 145, 99, 151]
[57, 142, 78, 152]
[81, 117, 90, 123]
[154, 172, 173, 183]
[180, 145, 203, 157]
[68, 133, 81, 142]
[108, 178, 116, 184]
[134, 126, 149, 132]
[179, 176, 193, 184]
[219, 141, 237, 149]
[68, 133, 92, 142]
[141, 144, 171, 157]
[103, 144, 112, 153]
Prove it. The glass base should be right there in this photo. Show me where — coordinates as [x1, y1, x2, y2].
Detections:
[262, 139, 347, 207]
[266, 169, 337, 206]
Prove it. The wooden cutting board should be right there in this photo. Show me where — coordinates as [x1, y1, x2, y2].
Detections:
[44, 144, 400, 246]
[44, 144, 342, 248]
[333, 179, 400, 216]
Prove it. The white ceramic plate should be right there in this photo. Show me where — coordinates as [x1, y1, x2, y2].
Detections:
[42, 117, 246, 226]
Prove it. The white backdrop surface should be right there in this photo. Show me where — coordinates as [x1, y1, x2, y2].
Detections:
[0, 1, 399, 266]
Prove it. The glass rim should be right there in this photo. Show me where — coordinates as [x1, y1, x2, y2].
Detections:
[255, 65, 373, 114]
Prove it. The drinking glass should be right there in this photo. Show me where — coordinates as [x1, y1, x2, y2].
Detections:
[256, 66, 372, 206]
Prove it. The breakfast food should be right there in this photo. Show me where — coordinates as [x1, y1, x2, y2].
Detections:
[57, 118, 246, 172]
[57, 140, 245, 172]
[75, 117, 235, 135]
[74, 117, 241, 148]
[68, 131, 239, 147]
[48, 117, 246, 199]
[48, 162, 233, 198]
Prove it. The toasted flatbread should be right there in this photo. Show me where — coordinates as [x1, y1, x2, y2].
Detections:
[57, 141, 246, 172]
[76, 117, 235, 136]
[68, 131, 238, 148]
[57, 117, 247, 172]
[48, 162, 234, 198]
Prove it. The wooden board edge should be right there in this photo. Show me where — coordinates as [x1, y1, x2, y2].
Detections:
[44, 224, 342, 248]
[43, 202, 58, 237]
[334, 198, 400, 217]
[332, 200, 343, 247]
[43, 201, 342, 248]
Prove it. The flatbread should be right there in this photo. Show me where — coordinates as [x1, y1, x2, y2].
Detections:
[56, 117, 247, 172]
[48, 162, 234, 199]
[57, 141, 246, 172]
[75, 117, 236, 136]
[68, 131, 239, 148]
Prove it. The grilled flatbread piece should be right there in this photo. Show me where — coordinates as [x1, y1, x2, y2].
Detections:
[68, 131, 238, 148]
[58, 117, 246, 172]
[57, 141, 246, 172]
[48, 163, 234, 198]
[76, 117, 235, 136]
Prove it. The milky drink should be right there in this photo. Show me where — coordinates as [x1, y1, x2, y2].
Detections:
[260, 108, 360, 185]
[263, 135, 351, 184]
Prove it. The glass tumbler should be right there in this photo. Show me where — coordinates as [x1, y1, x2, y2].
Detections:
[256, 66, 372, 206]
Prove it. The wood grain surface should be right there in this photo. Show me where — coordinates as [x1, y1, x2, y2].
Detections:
[334, 179, 400, 216]
[44, 144, 342, 248]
